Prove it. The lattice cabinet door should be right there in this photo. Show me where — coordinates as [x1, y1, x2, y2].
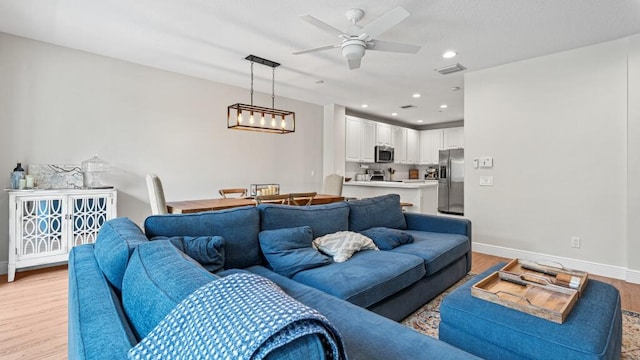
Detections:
[16, 195, 69, 260]
[69, 193, 114, 246]
[7, 188, 117, 282]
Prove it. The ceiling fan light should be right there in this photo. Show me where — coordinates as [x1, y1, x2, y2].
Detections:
[342, 42, 365, 60]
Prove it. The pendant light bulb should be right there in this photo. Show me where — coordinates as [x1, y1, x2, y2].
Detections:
[249, 112, 255, 125]
[238, 110, 243, 124]
[271, 115, 276, 127]
[280, 115, 286, 129]
[260, 113, 265, 126]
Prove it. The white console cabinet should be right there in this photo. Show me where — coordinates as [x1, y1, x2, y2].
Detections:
[7, 188, 117, 282]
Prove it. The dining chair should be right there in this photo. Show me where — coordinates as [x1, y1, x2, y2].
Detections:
[218, 188, 248, 198]
[145, 173, 168, 215]
[323, 174, 344, 196]
[289, 192, 317, 206]
[254, 193, 290, 205]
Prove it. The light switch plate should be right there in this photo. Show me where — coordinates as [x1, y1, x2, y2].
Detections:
[479, 157, 493, 168]
[480, 176, 494, 186]
[473, 159, 479, 169]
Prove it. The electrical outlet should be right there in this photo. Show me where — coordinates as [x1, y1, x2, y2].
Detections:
[571, 236, 581, 248]
[479, 176, 494, 186]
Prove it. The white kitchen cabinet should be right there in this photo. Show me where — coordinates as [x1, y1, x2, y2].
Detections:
[345, 116, 375, 163]
[375, 122, 392, 146]
[7, 188, 117, 282]
[391, 126, 407, 164]
[420, 129, 444, 165]
[406, 129, 420, 164]
[443, 127, 464, 149]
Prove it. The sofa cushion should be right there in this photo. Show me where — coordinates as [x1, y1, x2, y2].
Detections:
[391, 230, 470, 276]
[347, 194, 406, 232]
[245, 266, 480, 360]
[312, 231, 378, 263]
[259, 226, 331, 278]
[144, 206, 261, 269]
[122, 241, 219, 339]
[152, 236, 225, 273]
[258, 202, 349, 238]
[292, 250, 425, 308]
[359, 227, 414, 250]
[94, 217, 149, 291]
[68, 245, 137, 360]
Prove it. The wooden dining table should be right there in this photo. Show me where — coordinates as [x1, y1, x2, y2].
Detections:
[166, 194, 345, 214]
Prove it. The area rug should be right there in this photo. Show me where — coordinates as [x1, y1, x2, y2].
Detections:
[401, 274, 640, 359]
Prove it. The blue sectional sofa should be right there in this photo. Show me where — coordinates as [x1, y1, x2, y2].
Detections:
[68, 194, 477, 359]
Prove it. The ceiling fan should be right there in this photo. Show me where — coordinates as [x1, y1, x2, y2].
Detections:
[293, 7, 421, 70]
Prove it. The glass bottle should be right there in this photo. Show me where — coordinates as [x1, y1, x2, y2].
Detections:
[10, 162, 25, 189]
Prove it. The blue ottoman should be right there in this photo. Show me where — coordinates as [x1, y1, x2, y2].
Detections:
[439, 264, 622, 360]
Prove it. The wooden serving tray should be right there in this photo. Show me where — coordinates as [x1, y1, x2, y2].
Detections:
[471, 271, 579, 323]
[501, 259, 589, 295]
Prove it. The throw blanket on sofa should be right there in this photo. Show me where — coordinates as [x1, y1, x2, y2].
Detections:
[128, 273, 346, 360]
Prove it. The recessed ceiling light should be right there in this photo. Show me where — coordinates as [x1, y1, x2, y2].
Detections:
[450, 86, 461, 92]
[361, 104, 368, 108]
[440, 104, 448, 109]
[417, 120, 424, 123]
[412, 93, 421, 98]
[442, 51, 457, 59]
[315, 80, 324, 84]
[391, 112, 398, 116]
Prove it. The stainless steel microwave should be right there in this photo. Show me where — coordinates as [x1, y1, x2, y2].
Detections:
[375, 145, 394, 163]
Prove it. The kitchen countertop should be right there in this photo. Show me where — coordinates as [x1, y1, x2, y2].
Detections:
[344, 180, 438, 189]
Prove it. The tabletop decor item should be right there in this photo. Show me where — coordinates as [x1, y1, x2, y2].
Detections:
[10, 162, 25, 189]
[81, 155, 112, 189]
[28, 164, 83, 189]
[470, 259, 589, 323]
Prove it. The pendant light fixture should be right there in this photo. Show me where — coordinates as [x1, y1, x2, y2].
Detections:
[227, 55, 295, 134]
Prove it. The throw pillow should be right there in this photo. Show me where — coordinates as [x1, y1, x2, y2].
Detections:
[347, 194, 407, 232]
[259, 226, 331, 278]
[152, 236, 225, 273]
[312, 231, 379, 263]
[359, 227, 415, 250]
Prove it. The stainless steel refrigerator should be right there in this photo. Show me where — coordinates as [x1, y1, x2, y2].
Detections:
[438, 149, 464, 215]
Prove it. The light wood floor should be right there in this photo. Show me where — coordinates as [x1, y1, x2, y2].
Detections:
[1, 253, 638, 359]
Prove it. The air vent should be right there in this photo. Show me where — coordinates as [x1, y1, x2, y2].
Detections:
[400, 105, 417, 109]
[435, 63, 467, 75]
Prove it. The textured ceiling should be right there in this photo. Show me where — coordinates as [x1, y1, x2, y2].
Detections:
[1, 0, 640, 126]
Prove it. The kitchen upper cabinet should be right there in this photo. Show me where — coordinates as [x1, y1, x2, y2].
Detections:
[375, 122, 392, 146]
[420, 129, 443, 165]
[391, 126, 407, 164]
[443, 127, 464, 149]
[406, 129, 420, 164]
[345, 116, 375, 163]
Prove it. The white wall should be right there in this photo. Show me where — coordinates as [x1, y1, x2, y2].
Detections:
[465, 38, 632, 278]
[628, 34, 640, 281]
[0, 33, 324, 269]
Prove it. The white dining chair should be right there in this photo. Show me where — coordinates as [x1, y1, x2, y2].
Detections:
[323, 174, 344, 196]
[146, 173, 168, 215]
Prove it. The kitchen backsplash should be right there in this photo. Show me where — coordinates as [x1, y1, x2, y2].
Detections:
[345, 162, 433, 181]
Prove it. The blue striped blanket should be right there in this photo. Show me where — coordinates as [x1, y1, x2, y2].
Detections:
[128, 272, 346, 360]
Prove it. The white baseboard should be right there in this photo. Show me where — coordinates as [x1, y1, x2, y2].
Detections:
[0, 261, 7, 275]
[473, 242, 640, 284]
[626, 268, 640, 284]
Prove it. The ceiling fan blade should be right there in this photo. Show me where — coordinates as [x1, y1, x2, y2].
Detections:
[367, 39, 421, 54]
[348, 58, 361, 70]
[293, 44, 341, 55]
[300, 14, 347, 38]
[359, 7, 410, 39]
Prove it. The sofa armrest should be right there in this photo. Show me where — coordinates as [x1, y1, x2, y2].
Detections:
[69, 245, 137, 360]
[404, 213, 471, 239]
